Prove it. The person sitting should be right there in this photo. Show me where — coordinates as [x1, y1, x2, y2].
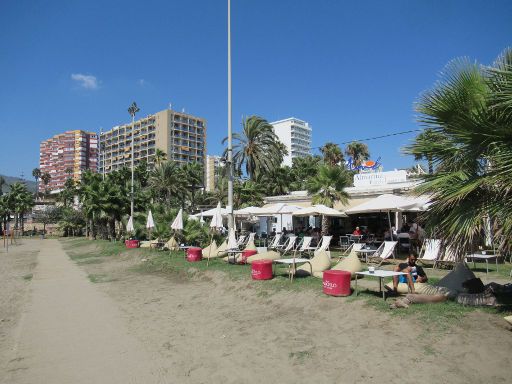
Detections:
[392, 251, 428, 294]
[352, 226, 362, 236]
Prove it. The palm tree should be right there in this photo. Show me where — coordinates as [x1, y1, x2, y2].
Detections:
[181, 162, 203, 211]
[9, 182, 34, 233]
[257, 166, 292, 196]
[306, 165, 350, 235]
[148, 161, 183, 205]
[223, 116, 286, 180]
[154, 149, 167, 166]
[405, 129, 445, 174]
[320, 142, 344, 166]
[0, 175, 5, 196]
[32, 168, 41, 200]
[40, 172, 51, 197]
[234, 180, 265, 208]
[345, 141, 370, 168]
[403, 49, 512, 257]
[290, 155, 322, 190]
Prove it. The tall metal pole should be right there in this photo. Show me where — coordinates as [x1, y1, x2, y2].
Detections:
[128, 102, 139, 220]
[227, 0, 234, 231]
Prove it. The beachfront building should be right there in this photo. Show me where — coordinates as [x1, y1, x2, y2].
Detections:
[256, 170, 422, 235]
[205, 155, 223, 192]
[271, 117, 312, 167]
[99, 108, 206, 174]
[39, 130, 98, 192]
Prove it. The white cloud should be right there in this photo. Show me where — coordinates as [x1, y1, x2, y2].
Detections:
[71, 73, 99, 90]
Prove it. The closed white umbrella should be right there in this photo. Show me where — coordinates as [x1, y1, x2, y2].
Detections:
[171, 208, 184, 231]
[206, 203, 224, 265]
[146, 210, 155, 229]
[126, 215, 134, 233]
[227, 227, 237, 250]
[210, 202, 224, 229]
[146, 210, 155, 242]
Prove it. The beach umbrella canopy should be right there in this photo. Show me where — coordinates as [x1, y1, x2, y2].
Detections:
[234, 206, 267, 216]
[146, 210, 155, 229]
[227, 228, 238, 250]
[257, 203, 302, 216]
[210, 202, 224, 229]
[126, 216, 134, 232]
[191, 206, 229, 218]
[292, 204, 347, 217]
[171, 208, 183, 231]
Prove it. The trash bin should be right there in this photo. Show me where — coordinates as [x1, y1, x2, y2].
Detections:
[251, 260, 273, 280]
[323, 270, 351, 296]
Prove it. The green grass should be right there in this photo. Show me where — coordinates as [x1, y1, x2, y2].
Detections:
[61, 238, 512, 324]
[22, 273, 33, 281]
[88, 273, 116, 283]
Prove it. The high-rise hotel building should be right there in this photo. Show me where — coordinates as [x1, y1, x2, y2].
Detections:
[39, 130, 98, 192]
[99, 108, 206, 174]
[271, 117, 312, 166]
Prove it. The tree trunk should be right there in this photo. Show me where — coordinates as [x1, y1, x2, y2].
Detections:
[321, 215, 329, 236]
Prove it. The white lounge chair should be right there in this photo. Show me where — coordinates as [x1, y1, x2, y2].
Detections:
[296, 236, 314, 256]
[437, 243, 458, 268]
[337, 242, 364, 262]
[267, 234, 283, 251]
[317, 236, 332, 253]
[277, 235, 298, 257]
[368, 241, 397, 266]
[418, 239, 441, 268]
[339, 235, 351, 251]
[236, 234, 248, 249]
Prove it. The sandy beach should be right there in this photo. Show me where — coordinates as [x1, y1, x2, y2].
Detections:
[1, 239, 511, 384]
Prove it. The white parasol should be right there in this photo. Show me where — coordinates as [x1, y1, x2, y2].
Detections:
[126, 215, 134, 233]
[171, 208, 184, 231]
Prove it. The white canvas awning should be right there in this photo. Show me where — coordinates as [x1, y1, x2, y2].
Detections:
[292, 204, 347, 217]
[345, 194, 429, 214]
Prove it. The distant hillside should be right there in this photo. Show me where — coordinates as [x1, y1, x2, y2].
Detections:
[0, 174, 37, 193]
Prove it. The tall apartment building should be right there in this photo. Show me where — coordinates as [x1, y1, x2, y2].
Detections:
[271, 117, 312, 167]
[205, 155, 223, 192]
[39, 130, 98, 192]
[99, 108, 206, 174]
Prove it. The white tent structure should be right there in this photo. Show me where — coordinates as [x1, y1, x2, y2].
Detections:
[345, 194, 429, 215]
[345, 194, 429, 235]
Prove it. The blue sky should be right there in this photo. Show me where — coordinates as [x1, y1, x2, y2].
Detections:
[1, 0, 511, 179]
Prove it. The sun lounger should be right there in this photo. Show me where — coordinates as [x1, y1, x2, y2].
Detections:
[436, 244, 458, 268]
[267, 234, 283, 251]
[368, 241, 397, 266]
[336, 243, 364, 262]
[277, 235, 298, 257]
[418, 239, 441, 268]
[296, 236, 314, 256]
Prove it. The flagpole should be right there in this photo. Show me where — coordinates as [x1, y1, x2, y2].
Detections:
[227, 0, 234, 232]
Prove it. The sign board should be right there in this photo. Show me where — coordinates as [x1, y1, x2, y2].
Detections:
[353, 170, 407, 187]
